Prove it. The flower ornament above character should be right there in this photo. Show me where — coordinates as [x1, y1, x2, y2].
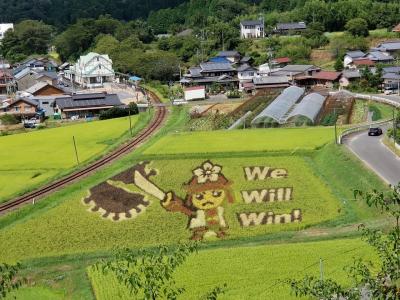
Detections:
[193, 161, 222, 183]
[161, 160, 234, 240]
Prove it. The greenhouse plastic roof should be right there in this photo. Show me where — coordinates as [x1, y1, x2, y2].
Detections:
[287, 93, 326, 123]
[251, 86, 305, 124]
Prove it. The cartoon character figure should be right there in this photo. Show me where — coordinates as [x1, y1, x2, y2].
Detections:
[161, 161, 234, 240]
[97, 160, 234, 240]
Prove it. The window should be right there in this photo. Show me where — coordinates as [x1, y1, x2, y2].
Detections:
[14, 106, 19, 112]
[42, 101, 49, 105]
[99, 65, 102, 69]
[24, 106, 30, 112]
[249, 72, 254, 76]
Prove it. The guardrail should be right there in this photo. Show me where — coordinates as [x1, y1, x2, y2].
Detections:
[329, 90, 398, 144]
[329, 90, 400, 108]
[338, 118, 393, 144]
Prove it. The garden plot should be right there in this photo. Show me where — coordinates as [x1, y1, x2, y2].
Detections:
[0, 155, 340, 261]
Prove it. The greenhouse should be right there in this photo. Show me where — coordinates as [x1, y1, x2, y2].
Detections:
[251, 86, 305, 125]
[286, 93, 326, 124]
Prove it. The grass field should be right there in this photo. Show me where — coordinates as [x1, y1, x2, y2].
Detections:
[143, 127, 335, 155]
[87, 238, 378, 300]
[0, 115, 146, 203]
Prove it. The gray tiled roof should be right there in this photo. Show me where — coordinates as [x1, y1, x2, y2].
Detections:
[383, 66, 400, 74]
[200, 62, 235, 72]
[368, 51, 394, 61]
[241, 20, 263, 26]
[382, 73, 400, 80]
[342, 70, 361, 79]
[237, 64, 256, 72]
[253, 76, 289, 85]
[56, 93, 122, 109]
[377, 41, 400, 51]
[345, 51, 365, 58]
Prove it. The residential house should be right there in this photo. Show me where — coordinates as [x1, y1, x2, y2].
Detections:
[295, 71, 341, 88]
[274, 22, 307, 35]
[6, 98, 38, 117]
[216, 51, 241, 63]
[59, 62, 70, 72]
[343, 51, 366, 68]
[237, 64, 257, 90]
[0, 70, 13, 94]
[252, 76, 290, 90]
[25, 82, 64, 97]
[65, 52, 115, 88]
[339, 70, 361, 87]
[348, 58, 375, 69]
[14, 68, 37, 91]
[54, 92, 122, 118]
[271, 57, 291, 68]
[16, 57, 58, 72]
[240, 20, 264, 39]
[0, 23, 13, 40]
[181, 62, 238, 88]
[374, 40, 400, 57]
[382, 72, 400, 91]
[35, 71, 58, 86]
[367, 51, 394, 63]
[239, 56, 254, 65]
[270, 64, 320, 79]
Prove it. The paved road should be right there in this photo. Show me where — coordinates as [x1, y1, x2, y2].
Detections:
[343, 127, 400, 186]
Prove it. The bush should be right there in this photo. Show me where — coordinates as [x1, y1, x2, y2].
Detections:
[227, 89, 241, 98]
[0, 114, 19, 125]
[321, 112, 338, 126]
[99, 103, 139, 120]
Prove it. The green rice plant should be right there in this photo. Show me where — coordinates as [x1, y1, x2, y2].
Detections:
[87, 238, 378, 300]
[0, 115, 144, 203]
[0, 156, 340, 262]
[143, 127, 334, 155]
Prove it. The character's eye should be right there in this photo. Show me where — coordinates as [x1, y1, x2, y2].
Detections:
[212, 191, 222, 197]
[195, 194, 204, 200]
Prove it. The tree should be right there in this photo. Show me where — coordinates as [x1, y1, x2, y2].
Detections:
[334, 56, 344, 71]
[94, 243, 227, 300]
[0, 262, 23, 299]
[287, 183, 400, 299]
[345, 18, 369, 37]
[0, 20, 54, 62]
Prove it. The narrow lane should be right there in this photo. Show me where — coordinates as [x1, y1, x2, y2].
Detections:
[343, 128, 400, 186]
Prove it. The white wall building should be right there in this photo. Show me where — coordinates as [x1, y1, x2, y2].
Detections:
[65, 52, 115, 88]
[240, 20, 264, 39]
[184, 86, 206, 101]
[0, 23, 13, 40]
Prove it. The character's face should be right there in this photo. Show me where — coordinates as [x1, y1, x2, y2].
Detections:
[191, 189, 225, 210]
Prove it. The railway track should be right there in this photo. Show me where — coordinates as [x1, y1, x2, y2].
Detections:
[0, 91, 167, 215]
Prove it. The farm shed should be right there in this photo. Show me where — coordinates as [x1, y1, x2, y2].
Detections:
[286, 93, 326, 124]
[184, 86, 206, 101]
[251, 86, 305, 125]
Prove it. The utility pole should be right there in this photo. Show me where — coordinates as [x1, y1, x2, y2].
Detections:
[334, 108, 338, 144]
[128, 108, 133, 137]
[393, 108, 397, 147]
[319, 258, 324, 281]
[72, 136, 80, 165]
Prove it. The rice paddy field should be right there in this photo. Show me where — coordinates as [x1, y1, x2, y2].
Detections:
[0, 107, 389, 299]
[143, 127, 335, 155]
[0, 115, 145, 203]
